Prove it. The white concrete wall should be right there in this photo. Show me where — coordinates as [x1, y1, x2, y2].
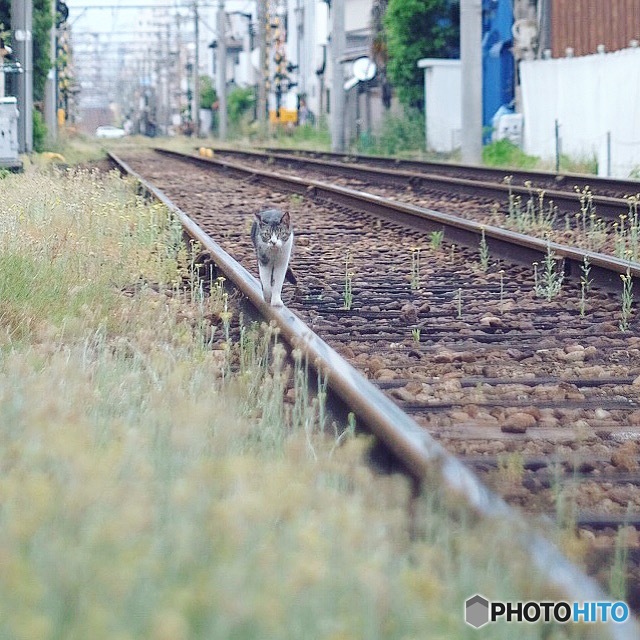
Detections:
[297, 0, 329, 117]
[520, 47, 640, 177]
[419, 59, 462, 153]
[345, 0, 372, 32]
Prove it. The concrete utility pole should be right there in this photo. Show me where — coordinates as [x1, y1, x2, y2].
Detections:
[329, 0, 345, 152]
[12, 0, 33, 152]
[460, 0, 482, 164]
[0, 35, 10, 98]
[165, 21, 171, 133]
[193, 1, 200, 136]
[44, 0, 57, 142]
[256, 0, 267, 128]
[217, 0, 227, 140]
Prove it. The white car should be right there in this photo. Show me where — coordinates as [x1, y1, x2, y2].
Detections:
[95, 125, 126, 139]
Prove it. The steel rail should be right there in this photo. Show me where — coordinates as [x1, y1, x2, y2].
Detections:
[158, 147, 639, 291]
[209, 146, 629, 220]
[109, 150, 639, 637]
[265, 146, 640, 199]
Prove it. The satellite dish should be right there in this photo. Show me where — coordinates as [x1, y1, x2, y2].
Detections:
[343, 76, 359, 91]
[352, 57, 376, 82]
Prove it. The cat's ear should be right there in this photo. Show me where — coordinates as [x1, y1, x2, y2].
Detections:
[280, 211, 290, 227]
[254, 211, 263, 223]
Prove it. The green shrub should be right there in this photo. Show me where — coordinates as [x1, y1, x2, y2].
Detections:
[228, 86, 255, 125]
[268, 118, 331, 150]
[482, 138, 539, 169]
[356, 109, 425, 155]
[558, 153, 597, 175]
[32, 109, 47, 152]
[199, 75, 217, 110]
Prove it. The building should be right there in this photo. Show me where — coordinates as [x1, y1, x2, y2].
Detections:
[548, 0, 640, 58]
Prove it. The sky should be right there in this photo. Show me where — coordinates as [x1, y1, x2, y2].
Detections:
[65, 0, 255, 113]
[67, 1, 191, 37]
[66, 1, 254, 35]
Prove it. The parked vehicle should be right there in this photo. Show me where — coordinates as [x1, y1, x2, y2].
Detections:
[95, 125, 126, 139]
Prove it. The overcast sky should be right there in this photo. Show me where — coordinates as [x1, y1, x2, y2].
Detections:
[66, 1, 255, 37]
[67, 1, 189, 35]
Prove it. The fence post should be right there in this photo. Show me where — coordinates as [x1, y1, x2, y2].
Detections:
[555, 119, 560, 172]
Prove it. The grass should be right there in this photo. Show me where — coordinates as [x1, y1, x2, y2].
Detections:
[39, 116, 603, 181]
[35, 131, 111, 166]
[355, 110, 425, 156]
[0, 164, 620, 639]
[483, 139, 539, 169]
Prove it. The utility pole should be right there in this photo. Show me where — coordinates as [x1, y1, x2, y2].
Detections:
[256, 0, 267, 129]
[44, 0, 57, 142]
[193, 1, 200, 136]
[12, 0, 33, 152]
[165, 21, 171, 133]
[217, 0, 227, 140]
[329, 0, 345, 152]
[0, 32, 10, 98]
[461, 0, 482, 164]
[176, 11, 183, 129]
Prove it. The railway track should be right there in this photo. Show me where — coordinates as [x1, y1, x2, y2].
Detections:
[175, 146, 638, 290]
[208, 146, 634, 221]
[264, 145, 640, 200]
[207, 147, 640, 263]
[109, 148, 640, 631]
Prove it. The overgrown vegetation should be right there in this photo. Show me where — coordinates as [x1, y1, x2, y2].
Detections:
[0, 0, 52, 103]
[32, 108, 47, 152]
[228, 86, 255, 126]
[355, 109, 425, 155]
[199, 75, 217, 110]
[268, 118, 331, 150]
[0, 165, 611, 638]
[483, 139, 539, 169]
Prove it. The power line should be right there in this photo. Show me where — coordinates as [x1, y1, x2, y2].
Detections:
[72, 30, 172, 35]
[68, 3, 216, 9]
[70, 4, 181, 9]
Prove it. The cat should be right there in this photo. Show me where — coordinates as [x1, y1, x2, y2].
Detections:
[251, 208, 294, 307]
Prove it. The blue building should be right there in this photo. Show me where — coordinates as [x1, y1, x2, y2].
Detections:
[482, 0, 515, 141]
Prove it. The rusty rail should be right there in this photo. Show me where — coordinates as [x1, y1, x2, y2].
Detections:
[157, 147, 639, 291]
[264, 145, 640, 200]
[209, 146, 630, 220]
[110, 150, 638, 638]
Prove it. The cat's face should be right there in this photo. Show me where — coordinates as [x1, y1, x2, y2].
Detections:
[255, 209, 292, 247]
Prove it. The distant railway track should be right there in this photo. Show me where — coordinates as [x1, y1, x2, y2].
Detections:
[173, 146, 638, 290]
[264, 146, 640, 201]
[208, 146, 637, 222]
[109, 148, 640, 630]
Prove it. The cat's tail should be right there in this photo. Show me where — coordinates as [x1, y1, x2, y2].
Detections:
[285, 266, 298, 287]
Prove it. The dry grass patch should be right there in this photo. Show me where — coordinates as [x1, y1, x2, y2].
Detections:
[0, 167, 612, 639]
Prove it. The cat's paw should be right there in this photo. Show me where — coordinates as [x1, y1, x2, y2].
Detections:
[270, 298, 284, 308]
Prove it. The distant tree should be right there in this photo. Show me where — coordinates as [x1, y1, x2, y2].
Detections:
[33, 0, 53, 103]
[227, 86, 254, 125]
[0, 0, 53, 102]
[370, 0, 392, 109]
[0, 3, 9, 37]
[384, 0, 459, 109]
[199, 75, 217, 110]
